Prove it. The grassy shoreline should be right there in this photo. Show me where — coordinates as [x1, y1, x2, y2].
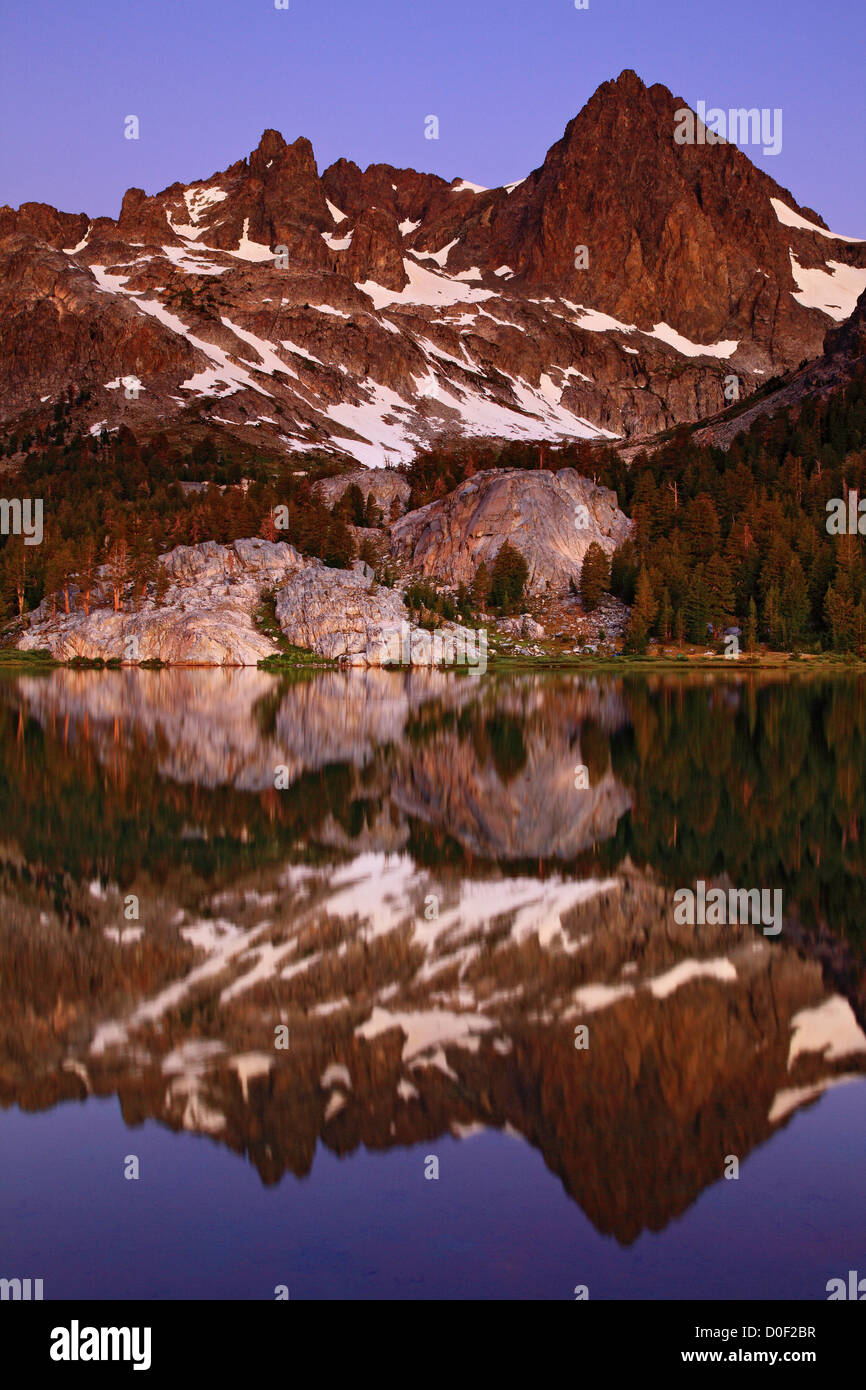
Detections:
[482, 650, 866, 672]
[0, 647, 864, 675]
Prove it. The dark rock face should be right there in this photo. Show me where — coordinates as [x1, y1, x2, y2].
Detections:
[1, 70, 864, 458]
[343, 205, 408, 292]
[822, 283, 866, 365]
[694, 286, 866, 451]
[0, 201, 89, 249]
[436, 74, 829, 346]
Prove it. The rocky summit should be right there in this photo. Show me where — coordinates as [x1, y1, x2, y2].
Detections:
[2, 69, 865, 464]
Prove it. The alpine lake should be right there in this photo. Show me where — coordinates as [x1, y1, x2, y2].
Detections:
[1, 662, 864, 1300]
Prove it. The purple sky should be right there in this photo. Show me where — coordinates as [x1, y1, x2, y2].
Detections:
[1, 0, 863, 234]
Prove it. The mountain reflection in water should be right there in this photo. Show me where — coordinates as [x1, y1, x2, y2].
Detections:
[1, 667, 865, 1292]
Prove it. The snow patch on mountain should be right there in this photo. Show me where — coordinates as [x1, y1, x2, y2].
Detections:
[429, 374, 615, 445]
[63, 225, 92, 255]
[322, 228, 353, 251]
[409, 237, 460, 268]
[788, 253, 866, 320]
[317, 354, 617, 468]
[563, 299, 737, 357]
[420, 338, 484, 374]
[184, 185, 228, 226]
[279, 338, 323, 365]
[162, 244, 227, 275]
[314, 303, 351, 318]
[179, 369, 244, 400]
[650, 322, 738, 358]
[358, 258, 496, 310]
[770, 198, 864, 244]
[220, 317, 299, 378]
[564, 301, 637, 335]
[232, 217, 274, 262]
[325, 381, 423, 468]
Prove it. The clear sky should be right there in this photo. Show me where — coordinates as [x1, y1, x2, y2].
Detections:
[1, 0, 863, 234]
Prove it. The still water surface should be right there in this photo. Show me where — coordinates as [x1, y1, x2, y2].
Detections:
[1, 668, 864, 1298]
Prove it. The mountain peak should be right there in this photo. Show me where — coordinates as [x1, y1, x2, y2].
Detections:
[253, 128, 288, 162]
[556, 68, 669, 154]
[2, 74, 864, 458]
[588, 68, 656, 110]
[610, 68, 646, 92]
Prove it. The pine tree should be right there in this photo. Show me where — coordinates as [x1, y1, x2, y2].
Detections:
[108, 535, 129, 612]
[824, 583, 856, 652]
[489, 543, 528, 613]
[44, 547, 66, 619]
[580, 542, 610, 613]
[624, 566, 657, 653]
[781, 557, 809, 649]
[337, 482, 365, 526]
[59, 541, 74, 615]
[2, 540, 28, 617]
[745, 597, 758, 653]
[684, 577, 710, 645]
[78, 536, 97, 616]
[762, 583, 783, 650]
[659, 587, 673, 643]
[129, 527, 157, 607]
[704, 554, 734, 636]
[610, 538, 638, 604]
[259, 511, 279, 543]
[471, 562, 490, 611]
[323, 516, 356, 569]
[364, 494, 383, 528]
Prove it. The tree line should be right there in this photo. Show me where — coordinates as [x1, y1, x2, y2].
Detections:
[2, 361, 865, 650]
[402, 368, 866, 653]
[0, 425, 363, 619]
